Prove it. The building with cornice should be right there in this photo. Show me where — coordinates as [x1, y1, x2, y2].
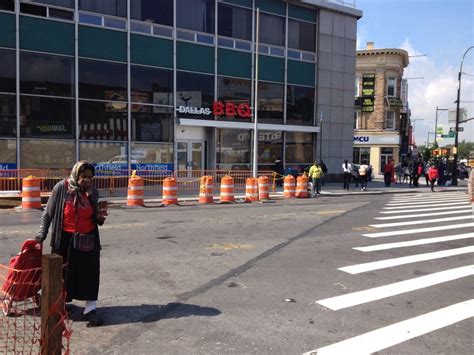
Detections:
[354, 42, 410, 175]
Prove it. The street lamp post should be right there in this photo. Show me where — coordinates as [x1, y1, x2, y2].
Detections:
[452, 46, 474, 186]
[434, 106, 448, 146]
[319, 111, 323, 162]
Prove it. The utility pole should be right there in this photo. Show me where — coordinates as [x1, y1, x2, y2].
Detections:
[319, 111, 323, 162]
[434, 106, 448, 146]
[252, 8, 260, 178]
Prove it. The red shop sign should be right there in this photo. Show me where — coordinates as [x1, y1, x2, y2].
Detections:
[213, 101, 251, 118]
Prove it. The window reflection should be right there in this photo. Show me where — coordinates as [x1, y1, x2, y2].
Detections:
[21, 139, 75, 168]
[217, 76, 251, 122]
[0, 49, 16, 93]
[258, 130, 283, 164]
[177, 0, 215, 34]
[131, 0, 173, 27]
[285, 132, 313, 164]
[79, 0, 127, 18]
[258, 82, 284, 124]
[259, 13, 285, 47]
[0, 94, 16, 138]
[131, 105, 173, 142]
[216, 129, 250, 166]
[176, 71, 214, 120]
[218, 3, 252, 41]
[79, 100, 128, 140]
[286, 85, 314, 125]
[288, 19, 315, 52]
[131, 65, 173, 105]
[79, 59, 127, 101]
[0, 139, 16, 164]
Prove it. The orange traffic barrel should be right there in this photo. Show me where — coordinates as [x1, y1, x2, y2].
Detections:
[258, 175, 270, 201]
[283, 175, 295, 198]
[296, 174, 309, 198]
[163, 177, 178, 205]
[199, 175, 214, 204]
[21, 176, 42, 209]
[245, 177, 259, 202]
[220, 175, 235, 203]
[127, 172, 144, 207]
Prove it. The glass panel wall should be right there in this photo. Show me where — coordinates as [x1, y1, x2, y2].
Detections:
[131, 0, 173, 27]
[131, 142, 173, 165]
[131, 105, 173, 142]
[79, 141, 127, 164]
[131, 65, 173, 105]
[259, 13, 285, 47]
[0, 94, 16, 137]
[23, 0, 74, 8]
[216, 128, 251, 170]
[258, 130, 283, 165]
[285, 132, 313, 164]
[288, 19, 315, 52]
[218, 3, 252, 41]
[0, 49, 16, 93]
[20, 52, 74, 97]
[177, 0, 215, 34]
[79, 59, 127, 101]
[79, 100, 127, 140]
[0, 139, 16, 167]
[176, 71, 214, 119]
[217, 76, 251, 122]
[286, 85, 314, 125]
[258, 82, 284, 124]
[79, 0, 127, 18]
[0, 0, 15, 11]
[21, 139, 75, 168]
[20, 96, 75, 139]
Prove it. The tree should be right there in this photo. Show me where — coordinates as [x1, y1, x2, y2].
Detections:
[457, 140, 474, 159]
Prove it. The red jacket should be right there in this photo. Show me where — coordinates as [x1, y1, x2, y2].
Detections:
[383, 163, 394, 174]
[428, 167, 439, 180]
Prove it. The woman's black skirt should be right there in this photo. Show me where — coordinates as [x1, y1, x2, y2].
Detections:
[52, 231, 100, 302]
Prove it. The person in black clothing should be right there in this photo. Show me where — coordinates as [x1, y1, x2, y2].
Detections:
[342, 160, 352, 190]
[320, 161, 328, 185]
[274, 158, 284, 187]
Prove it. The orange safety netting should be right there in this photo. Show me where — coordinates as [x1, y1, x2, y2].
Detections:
[0, 264, 72, 354]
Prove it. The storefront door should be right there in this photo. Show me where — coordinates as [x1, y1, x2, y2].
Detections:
[177, 140, 205, 177]
[380, 148, 393, 174]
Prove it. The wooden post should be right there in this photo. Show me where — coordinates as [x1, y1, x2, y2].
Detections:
[41, 254, 63, 355]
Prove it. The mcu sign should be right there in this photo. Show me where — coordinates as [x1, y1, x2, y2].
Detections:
[354, 136, 369, 143]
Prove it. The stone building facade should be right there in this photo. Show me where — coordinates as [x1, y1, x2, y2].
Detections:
[354, 42, 410, 175]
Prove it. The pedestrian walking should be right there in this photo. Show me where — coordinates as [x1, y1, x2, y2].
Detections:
[395, 163, 403, 184]
[423, 162, 430, 186]
[36, 161, 107, 327]
[274, 158, 284, 187]
[309, 161, 323, 197]
[320, 160, 328, 186]
[358, 160, 370, 191]
[342, 159, 352, 190]
[428, 164, 439, 192]
[383, 159, 394, 187]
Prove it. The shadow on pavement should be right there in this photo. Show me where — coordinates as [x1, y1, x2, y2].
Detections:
[67, 302, 221, 326]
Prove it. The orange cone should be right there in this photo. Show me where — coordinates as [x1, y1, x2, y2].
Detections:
[245, 177, 259, 202]
[283, 175, 295, 198]
[220, 175, 235, 203]
[163, 177, 178, 205]
[199, 176, 214, 204]
[127, 172, 144, 207]
[21, 176, 42, 210]
[296, 174, 309, 198]
[258, 175, 270, 201]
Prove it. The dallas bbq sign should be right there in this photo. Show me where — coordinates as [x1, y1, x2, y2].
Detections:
[176, 100, 251, 118]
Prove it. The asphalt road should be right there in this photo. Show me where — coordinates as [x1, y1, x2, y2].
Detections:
[0, 191, 472, 354]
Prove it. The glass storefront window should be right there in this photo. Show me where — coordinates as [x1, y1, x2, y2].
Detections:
[131, 142, 173, 165]
[131, 105, 173, 142]
[218, 3, 252, 41]
[0, 49, 16, 93]
[288, 19, 315, 52]
[0, 94, 16, 137]
[286, 85, 314, 126]
[177, 0, 215, 34]
[20, 52, 74, 97]
[258, 130, 283, 164]
[131, 0, 173, 27]
[259, 13, 285, 47]
[23, 0, 74, 8]
[285, 132, 313, 164]
[216, 129, 250, 167]
[131, 65, 173, 105]
[353, 147, 370, 164]
[79, 59, 127, 101]
[258, 82, 284, 124]
[176, 71, 214, 120]
[79, 0, 127, 18]
[79, 100, 127, 140]
[21, 139, 75, 168]
[20, 96, 75, 139]
[0, 0, 14, 11]
[217, 76, 251, 122]
[79, 141, 127, 164]
[0, 139, 16, 167]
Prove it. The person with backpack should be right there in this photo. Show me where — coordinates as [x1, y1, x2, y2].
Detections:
[309, 161, 323, 197]
[358, 160, 370, 191]
[342, 159, 352, 190]
[36, 161, 107, 327]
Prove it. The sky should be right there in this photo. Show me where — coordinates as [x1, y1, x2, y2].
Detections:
[355, 0, 474, 146]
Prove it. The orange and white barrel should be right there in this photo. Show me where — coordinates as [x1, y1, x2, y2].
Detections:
[245, 177, 259, 202]
[163, 177, 178, 205]
[220, 175, 235, 203]
[199, 175, 214, 204]
[21, 176, 42, 209]
[127, 173, 144, 207]
[283, 175, 295, 198]
[258, 175, 270, 201]
[296, 174, 309, 198]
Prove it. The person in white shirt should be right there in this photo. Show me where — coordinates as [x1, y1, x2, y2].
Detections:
[342, 159, 352, 190]
[358, 160, 370, 191]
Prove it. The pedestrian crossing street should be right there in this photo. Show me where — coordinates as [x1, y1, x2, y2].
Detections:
[304, 191, 473, 355]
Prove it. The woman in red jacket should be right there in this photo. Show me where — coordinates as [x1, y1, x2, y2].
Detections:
[428, 164, 439, 192]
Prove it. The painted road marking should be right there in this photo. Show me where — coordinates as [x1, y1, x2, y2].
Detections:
[317, 210, 346, 215]
[362, 223, 474, 238]
[380, 205, 471, 214]
[383, 202, 469, 210]
[352, 226, 378, 232]
[390, 192, 465, 198]
[206, 243, 253, 250]
[304, 299, 474, 355]
[375, 209, 472, 220]
[338, 246, 474, 274]
[317, 265, 474, 310]
[386, 198, 467, 206]
[390, 193, 465, 201]
[354, 233, 474, 252]
[369, 215, 473, 228]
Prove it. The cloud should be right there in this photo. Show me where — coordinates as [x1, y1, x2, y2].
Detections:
[400, 39, 474, 146]
[356, 26, 367, 50]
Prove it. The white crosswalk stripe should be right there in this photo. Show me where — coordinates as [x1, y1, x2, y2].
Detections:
[305, 299, 474, 355]
[390, 193, 466, 202]
[369, 215, 473, 228]
[362, 222, 474, 238]
[375, 209, 472, 220]
[380, 205, 471, 214]
[383, 201, 469, 209]
[386, 198, 467, 206]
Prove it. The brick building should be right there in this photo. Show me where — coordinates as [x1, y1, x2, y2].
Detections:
[353, 42, 410, 175]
